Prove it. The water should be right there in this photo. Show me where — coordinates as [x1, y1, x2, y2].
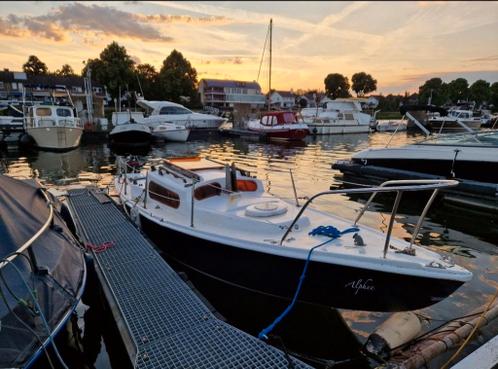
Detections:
[1, 132, 497, 368]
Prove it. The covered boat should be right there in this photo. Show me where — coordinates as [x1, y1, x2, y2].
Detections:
[246, 111, 309, 141]
[109, 121, 152, 147]
[0, 175, 86, 368]
[115, 157, 472, 312]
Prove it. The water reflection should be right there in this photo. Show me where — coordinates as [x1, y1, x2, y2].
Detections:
[1, 132, 497, 368]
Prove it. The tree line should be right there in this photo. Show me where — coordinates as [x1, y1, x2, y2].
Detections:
[18, 42, 200, 107]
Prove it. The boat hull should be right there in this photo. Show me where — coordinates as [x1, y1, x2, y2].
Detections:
[109, 125, 151, 147]
[138, 213, 464, 312]
[26, 126, 83, 151]
[152, 128, 190, 142]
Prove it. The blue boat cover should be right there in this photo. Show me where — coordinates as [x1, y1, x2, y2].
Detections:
[0, 175, 86, 367]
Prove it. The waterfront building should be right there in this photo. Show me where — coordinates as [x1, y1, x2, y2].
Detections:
[270, 90, 296, 109]
[198, 79, 266, 110]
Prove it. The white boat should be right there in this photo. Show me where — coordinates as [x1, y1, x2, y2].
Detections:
[135, 99, 226, 130]
[109, 121, 151, 147]
[375, 119, 408, 132]
[23, 104, 83, 151]
[112, 111, 190, 142]
[301, 98, 376, 135]
[427, 109, 483, 132]
[0, 103, 24, 143]
[115, 156, 472, 312]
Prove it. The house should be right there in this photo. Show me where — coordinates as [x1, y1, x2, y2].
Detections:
[0, 70, 108, 125]
[270, 90, 295, 109]
[198, 79, 266, 110]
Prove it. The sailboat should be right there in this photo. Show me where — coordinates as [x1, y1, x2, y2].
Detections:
[246, 19, 309, 141]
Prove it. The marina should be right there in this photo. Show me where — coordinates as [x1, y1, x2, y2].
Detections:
[0, 1, 497, 368]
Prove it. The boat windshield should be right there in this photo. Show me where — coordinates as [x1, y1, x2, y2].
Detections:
[419, 131, 498, 147]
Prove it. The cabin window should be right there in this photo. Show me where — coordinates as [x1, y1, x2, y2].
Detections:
[56, 108, 72, 117]
[194, 182, 222, 200]
[345, 113, 354, 120]
[36, 107, 52, 117]
[148, 181, 180, 208]
[159, 106, 190, 115]
[261, 116, 270, 125]
[236, 179, 258, 192]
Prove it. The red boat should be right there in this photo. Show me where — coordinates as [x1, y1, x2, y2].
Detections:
[247, 111, 310, 141]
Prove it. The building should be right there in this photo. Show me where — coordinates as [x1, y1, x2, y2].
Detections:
[270, 90, 296, 109]
[198, 79, 266, 110]
[0, 70, 108, 125]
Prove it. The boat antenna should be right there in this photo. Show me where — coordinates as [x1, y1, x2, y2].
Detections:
[136, 73, 144, 98]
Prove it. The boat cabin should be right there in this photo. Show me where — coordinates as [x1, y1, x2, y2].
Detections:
[25, 105, 80, 128]
[258, 111, 303, 126]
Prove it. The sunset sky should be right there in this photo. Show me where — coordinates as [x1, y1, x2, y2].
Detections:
[1, 1, 497, 94]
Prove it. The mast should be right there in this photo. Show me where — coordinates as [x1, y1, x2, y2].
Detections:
[268, 18, 272, 111]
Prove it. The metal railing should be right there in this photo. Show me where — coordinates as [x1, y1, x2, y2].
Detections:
[0, 188, 54, 269]
[279, 179, 458, 258]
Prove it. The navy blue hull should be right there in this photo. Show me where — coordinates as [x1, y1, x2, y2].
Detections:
[139, 214, 463, 312]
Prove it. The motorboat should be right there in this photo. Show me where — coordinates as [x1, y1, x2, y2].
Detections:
[345, 130, 498, 184]
[112, 111, 190, 142]
[114, 156, 472, 312]
[0, 174, 86, 368]
[301, 99, 376, 135]
[109, 120, 152, 147]
[22, 104, 83, 151]
[0, 102, 25, 144]
[246, 111, 309, 141]
[135, 99, 226, 130]
[375, 119, 408, 132]
[427, 109, 483, 132]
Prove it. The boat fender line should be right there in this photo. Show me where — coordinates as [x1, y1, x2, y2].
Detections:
[257, 225, 359, 340]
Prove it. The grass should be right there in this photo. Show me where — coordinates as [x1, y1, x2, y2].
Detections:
[376, 111, 402, 119]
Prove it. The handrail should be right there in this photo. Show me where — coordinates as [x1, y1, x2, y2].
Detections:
[385, 115, 405, 148]
[0, 188, 54, 269]
[279, 179, 458, 251]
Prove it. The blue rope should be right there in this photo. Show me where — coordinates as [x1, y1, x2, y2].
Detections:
[257, 225, 359, 340]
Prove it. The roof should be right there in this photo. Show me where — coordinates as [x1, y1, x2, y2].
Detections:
[201, 79, 261, 90]
[0, 71, 103, 88]
[273, 90, 295, 98]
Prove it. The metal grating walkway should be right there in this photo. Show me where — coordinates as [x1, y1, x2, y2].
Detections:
[67, 189, 311, 369]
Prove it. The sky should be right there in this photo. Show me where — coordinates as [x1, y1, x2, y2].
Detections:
[0, 1, 497, 94]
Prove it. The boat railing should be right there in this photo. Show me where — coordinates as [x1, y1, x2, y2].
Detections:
[27, 117, 82, 128]
[279, 179, 458, 258]
[0, 187, 53, 270]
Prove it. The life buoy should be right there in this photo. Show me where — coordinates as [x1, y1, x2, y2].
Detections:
[245, 201, 288, 217]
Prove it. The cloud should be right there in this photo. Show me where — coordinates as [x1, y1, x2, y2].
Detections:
[0, 3, 173, 42]
[137, 14, 233, 25]
[466, 55, 498, 63]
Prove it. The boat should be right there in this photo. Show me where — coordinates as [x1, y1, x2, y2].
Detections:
[375, 119, 408, 132]
[0, 174, 86, 368]
[22, 104, 83, 151]
[244, 19, 309, 141]
[0, 102, 25, 144]
[135, 98, 226, 130]
[301, 98, 377, 135]
[342, 130, 498, 184]
[427, 109, 483, 132]
[246, 111, 309, 141]
[115, 156, 472, 312]
[109, 120, 152, 147]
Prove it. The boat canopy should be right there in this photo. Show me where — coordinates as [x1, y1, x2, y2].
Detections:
[260, 111, 300, 125]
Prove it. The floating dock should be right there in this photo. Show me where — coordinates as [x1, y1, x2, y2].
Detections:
[65, 188, 311, 368]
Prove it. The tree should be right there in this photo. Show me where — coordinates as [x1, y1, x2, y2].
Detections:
[158, 49, 199, 106]
[418, 78, 448, 106]
[23, 55, 48, 75]
[447, 78, 468, 103]
[351, 72, 377, 96]
[490, 82, 498, 110]
[135, 63, 160, 100]
[469, 79, 491, 106]
[324, 73, 351, 99]
[55, 64, 76, 77]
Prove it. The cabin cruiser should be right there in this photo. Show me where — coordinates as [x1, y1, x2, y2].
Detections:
[301, 99, 376, 135]
[22, 104, 83, 151]
[246, 111, 309, 141]
[109, 120, 152, 147]
[135, 99, 226, 130]
[112, 111, 190, 142]
[115, 157, 471, 312]
[341, 130, 498, 184]
[0, 175, 86, 368]
[427, 109, 483, 132]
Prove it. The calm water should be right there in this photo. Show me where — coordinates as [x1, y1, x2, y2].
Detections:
[1, 132, 497, 368]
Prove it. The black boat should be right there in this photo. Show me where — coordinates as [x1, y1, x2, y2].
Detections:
[0, 175, 86, 368]
[115, 157, 471, 313]
[109, 121, 152, 148]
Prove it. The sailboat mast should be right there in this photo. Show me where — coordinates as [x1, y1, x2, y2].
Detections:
[268, 18, 272, 110]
